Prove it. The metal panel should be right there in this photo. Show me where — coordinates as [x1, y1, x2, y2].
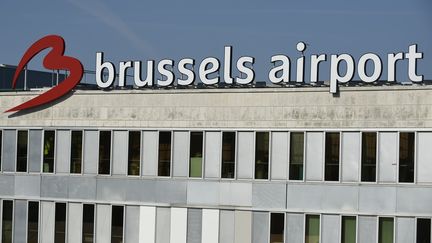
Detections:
[170, 207, 187, 243]
[187, 209, 202, 243]
[139, 206, 156, 243]
[96, 178, 127, 202]
[172, 131, 189, 177]
[220, 210, 235, 243]
[14, 175, 41, 197]
[204, 131, 221, 179]
[56, 130, 71, 174]
[416, 132, 432, 183]
[252, 182, 286, 209]
[378, 132, 398, 183]
[234, 210, 252, 243]
[68, 203, 83, 243]
[396, 187, 432, 215]
[358, 216, 377, 243]
[142, 131, 158, 177]
[68, 176, 97, 200]
[126, 179, 156, 203]
[83, 130, 99, 174]
[187, 181, 220, 206]
[112, 131, 128, 175]
[237, 132, 254, 179]
[396, 217, 415, 243]
[220, 182, 253, 207]
[2, 130, 16, 172]
[321, 214, 340, 243]
[286, 213, 304, 243]
[306, 132, 324, 181]
[96, 204, 111, 243]
[341, 132, 360, 182]
[14, 200, 27, 243]
[125, 206, 140, 243]
[155, 180, 187, 204]
[40, 175, 69, 199]
[252, 212, 269, 243]
[41, 201, 55, 243]
[271, 132, 289, 180]
[0, 174, 14, 196]
[202, 209, 219, 243]
[359, 186, 396, 215]
[156, 207, 171, 243]
[29, 129, 42, 173]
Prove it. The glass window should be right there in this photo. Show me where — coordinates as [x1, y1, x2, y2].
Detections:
[17, 130, 28, 172]
[0, 130, 2, 170]
[417, 218, 431, 243]
[98, 131, 111, 175]
[83, 204, 95, 243]
[111, 206, 124, 243]
[2, 200, 13, 243]
[270, 213, 285, 243]
[221, 132, 236, 179]
[70, 131, 83, 174]
[158, 131, 172, 177]
[289, 132, 304, 180]
[28, 202, 39, 243]
[255, 132, 269, 179]
[189, 132, 203, 177]
[361, 132, 377, 182]
[342, 216, 356, 243]
[305, 215, 320, 243]
[43, 130, 55, 173]
[399, 132, 415, 183]
[128, 131, 141, 176]
[379, 217, 394, 243]
[55, 203, 66, 243]
[325, 132, 340, 181]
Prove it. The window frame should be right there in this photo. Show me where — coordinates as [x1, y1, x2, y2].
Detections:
[360, 131, 378, 184]
[254, 131, 271, 181]
[397, 131, 416, 184]
[97, 130, 113, 176]
[377, 216, 395, 243]
[324, 131, 341, 182]
[16, 130, 29, 173]
[82, 203, 96, 243]
[27, 200, 40, 243]
[288, 131, 306, 182]
[157, 130, 173, 178]
[110, 205, 125, 243]
[220, 131, 237, 180]
[127, 130, 142, 177]
[340, 215, 358, 243]
[70, 130, 84, 175]
[304, 214, 321, 243]
[41, 130, 56, 174]
[188, 131, 205, 179]
[268, 212, 286, 243]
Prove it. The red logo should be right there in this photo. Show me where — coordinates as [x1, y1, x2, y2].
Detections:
[6, 35, 83, 112]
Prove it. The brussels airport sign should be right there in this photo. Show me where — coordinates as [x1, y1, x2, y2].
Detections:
[6, 35, 425, 112]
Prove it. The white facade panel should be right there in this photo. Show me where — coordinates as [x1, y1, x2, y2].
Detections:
[13, 200, 27, 243]
[219, 210, 235, 243]
[96, 204, 112, 243]
[396, 217, 415, 243]
[172, 131, 189, 177]
[286, 213, 304, 243]
[270, 132, 289, 180]
[142, 131, 159, 177]
[358, 216, 377, 243]
[201, 209, 219, 243]
[112, 130, 128, 175]
[321, 214, 340, 243]
[306, 132, 324, 181]
[204, 131, 222, 179]
[156, 207, 171, 243]
[170, 207, 187, 243]
[56, 130, 71, 174]
[237, 132, 254, 179]
[83, 130, 99, 174]
[416, 132, 432, 183]
[341, 132, 360, 182]
[125, 206, 140, 243]
[378, 132, 398, 183]
[28, 129, 43, 173]
[234, 210, 252, 243]
[41, 201, 55, 243]
[139, 206, 156, 243]
[68, 203, 83, 243]
[2, 130, 16, 172]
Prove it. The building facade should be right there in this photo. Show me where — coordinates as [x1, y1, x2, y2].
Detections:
[0, 85, 432, 243]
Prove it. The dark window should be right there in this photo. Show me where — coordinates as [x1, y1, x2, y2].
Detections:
[70, 131, 83, 174]
[158, 131, 172, 176]
[28, 202, 39, 243]
[255, 132, 269, 179]
[189, 132, 203, 177]
[361, 132, 377, 182]
[55, 203, 66, 243]
[17, 130, 28, 172]
[43, 130, 55, 173]
[128, 131, 141, 176]
[305, 215, 320, 243]
[0, 130, 2, 170]
[221, 132, 236, 179]
[289, 132, 304, 180]
[2, 200, 13, 243]
[417, 218, 431, 243]
[111, 206, 124, 243]
[342, 216, 356, 243]
[379, 217, 394, 243]
[325, 132, 340, 181]
[399, 132, 415, 183]
[98, 131, 111, 175]
[83, 204, 95, 243]
[270, 213, 285, 243]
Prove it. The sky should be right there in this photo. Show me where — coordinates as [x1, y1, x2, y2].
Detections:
[0, 0, 431, 83]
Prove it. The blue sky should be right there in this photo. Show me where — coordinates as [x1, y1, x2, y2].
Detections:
[0, 0, 431, 83]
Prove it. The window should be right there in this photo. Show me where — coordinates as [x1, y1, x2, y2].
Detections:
[378, 217, 394, 243]
[111, 206, 124, 243]
[399, 132, 415, 183]
[417, 218, 431, 243]
[98, 131, 111, 175]
[325, 132, 340, 181]
[83, 204, 95, 243]
[221, 132, 236, 179]
[28, 202, 39, 243]
[270, 213, 285, 243]
[305, 215, 320, 243]
[70, 131, 83, 174]
[128, 131, 141, 176]
[0, 130, 2, 170]
[255, 132, 269, 179]
[158, 131, 172, 176]
[55, 203, 66, 243]
[289, 132, 304, 180]
[361, 132, 377, 182]
[189, 132, 203, 177]
[2, 200, 13, 243]
[43, 130, 55, 173]
[341, 216, 356, 243]
[17, 130, 28, 172]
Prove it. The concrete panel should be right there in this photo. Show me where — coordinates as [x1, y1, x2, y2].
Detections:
[204, 131, 222, 179]
[286, 213, 304, 243]
[96, 204, 111, 243]
[378, 132, 398, 183]
[416, 132, 432, 183]
[321, 214, 340, 243]
[0, 174, 14, 196]
[68, 176, 97, 200]
[40, 175, 69, 199]
[139, 206, 156, 243]
[220, 182, 252, 207]
[112, 130, 128, 175]
[359, 186, 396, 214]
[252, 182, 286, 209]
[306, 132, 324, 181]
[234, 210, 252, 243]
[126, 179, 156, 203]
[68, 203, 83, 243]
[341, 132, 360, 182]
[155, 180, 187, 204]
[396, 217, 415, 243]
[187, 181, 220, 206]
[358, 216, 377, 243]
[14, 174, 40, 197]
[28, 129, 43, 173]
[156, 207, 171, 243]
[202, 209, 219, 243]
[56, 130, 71, 174]
[170, 207, 187, 243]
[237, 132, 254, 179]
[14, 200, 27, 243]
[219, 210, 235, 243]
[125, 206, 140, 243]
[187, 209, 202, 243]
[271, 132, 289, 180]
[2, 130, 16, 172]
[172, 131, 189, 178]
[252, 212, 269, 243]
[83, 130, 98, 174]
[96, 178, 127, 202]
[142, 131, 158, 177]
[396, 187, 432, 215]
[41, 201, 55, 243]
